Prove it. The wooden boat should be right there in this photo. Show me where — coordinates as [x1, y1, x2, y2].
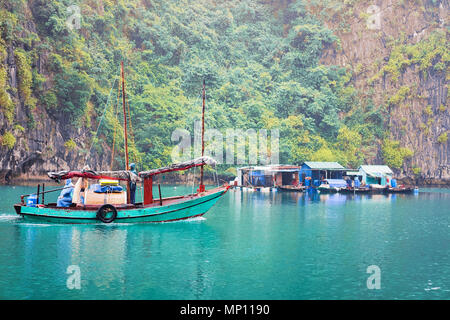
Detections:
[317, 185, 339, 193]
[317, 179, 348, 194]
[339, 187, 371, 194]
[14, 67, 229, 223]
[383, 186, 418, 194]
[14, 156, 229, 224]
[368, 184, 388, 194]
[278, 185, 304, 192]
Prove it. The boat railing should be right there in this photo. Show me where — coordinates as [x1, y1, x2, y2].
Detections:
[20, 184, 74, 205]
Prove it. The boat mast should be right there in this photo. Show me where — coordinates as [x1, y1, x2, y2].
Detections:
[121, 61, 131, 204]
[198, 80, 206, 193]
[121, 61, 130, 171]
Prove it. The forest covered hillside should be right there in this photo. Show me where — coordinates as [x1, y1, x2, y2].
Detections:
[0, 0, 448, 184]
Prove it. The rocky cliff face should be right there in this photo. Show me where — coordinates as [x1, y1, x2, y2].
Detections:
[0, 3, 109, 183]
[317, 0, 449, 183]
[0, 107, 110, 183]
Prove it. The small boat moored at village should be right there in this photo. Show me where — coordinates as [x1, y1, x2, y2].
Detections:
[316, 179, 347, 194]
[383, 186, 419, 194]
[277, 185, 305, 192]
[338, 187, 371, 194]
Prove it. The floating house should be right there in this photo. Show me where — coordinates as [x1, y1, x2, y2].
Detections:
[299, 162, 346, 186]
[237, 165, 301, 187]
[358, 165, 393, 186]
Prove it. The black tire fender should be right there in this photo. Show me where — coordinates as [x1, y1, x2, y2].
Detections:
[96, 204, 117, 223]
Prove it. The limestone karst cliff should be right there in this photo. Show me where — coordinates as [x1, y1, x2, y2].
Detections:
[318, 0, 448, 183]
[0, 0, 448, 185]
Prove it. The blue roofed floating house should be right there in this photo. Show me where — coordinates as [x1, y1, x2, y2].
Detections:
[299, 162, 346, 187]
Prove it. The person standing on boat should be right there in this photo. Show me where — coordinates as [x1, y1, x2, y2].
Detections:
[129, 163, 137, 204]
[354, 176, 360, 189]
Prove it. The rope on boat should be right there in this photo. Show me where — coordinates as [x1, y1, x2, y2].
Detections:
[190, 90, 203, 194]
[203, 90, 220, 188]
[84, 76, 118, 168]
[125, 87, 138, 165]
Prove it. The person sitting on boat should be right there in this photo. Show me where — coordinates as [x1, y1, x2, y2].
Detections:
[130, 163, 137, 204]
[57, 179, 74, 207]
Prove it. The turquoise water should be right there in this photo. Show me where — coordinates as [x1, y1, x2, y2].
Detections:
[0, 185, 449, 300]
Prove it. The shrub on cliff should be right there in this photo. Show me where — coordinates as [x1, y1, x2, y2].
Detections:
[0, 131, 16, 149]
[381, 138, 414, 169]
[14, 49, 36, 109]
[0, 66, 15, 124]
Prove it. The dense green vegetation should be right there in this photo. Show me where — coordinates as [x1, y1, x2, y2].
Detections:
[381, 138, 413, 169]
[0, 0, 446, 173]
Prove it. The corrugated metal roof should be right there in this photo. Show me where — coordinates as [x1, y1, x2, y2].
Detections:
[302, 162, 345, 170]
[238, 165, 301, 172]
[359, 165, 393, 176]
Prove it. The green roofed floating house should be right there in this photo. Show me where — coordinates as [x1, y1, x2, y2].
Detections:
[358, 165, 393, 187]
[357, 165, 418, 193]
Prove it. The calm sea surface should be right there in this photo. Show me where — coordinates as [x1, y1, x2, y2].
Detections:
[0, 184, 449, 300]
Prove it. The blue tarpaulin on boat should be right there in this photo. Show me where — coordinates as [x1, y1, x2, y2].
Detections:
[326, 179, 348, 188]
[91, 184, 123, 193]
[27, 194, 38, 207]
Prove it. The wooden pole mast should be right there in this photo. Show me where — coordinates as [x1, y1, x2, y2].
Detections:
[121, 61, 131, 204]
[121, 61, 129, 171]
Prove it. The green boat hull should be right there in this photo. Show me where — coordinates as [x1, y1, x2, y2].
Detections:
[15, 187, 228, 224]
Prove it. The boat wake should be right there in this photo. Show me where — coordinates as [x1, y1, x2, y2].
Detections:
[161, 216, 207, 224]
[0, 214, 21, 222]
[185, 216, 207, 222]
[17, 223, 53, 227]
